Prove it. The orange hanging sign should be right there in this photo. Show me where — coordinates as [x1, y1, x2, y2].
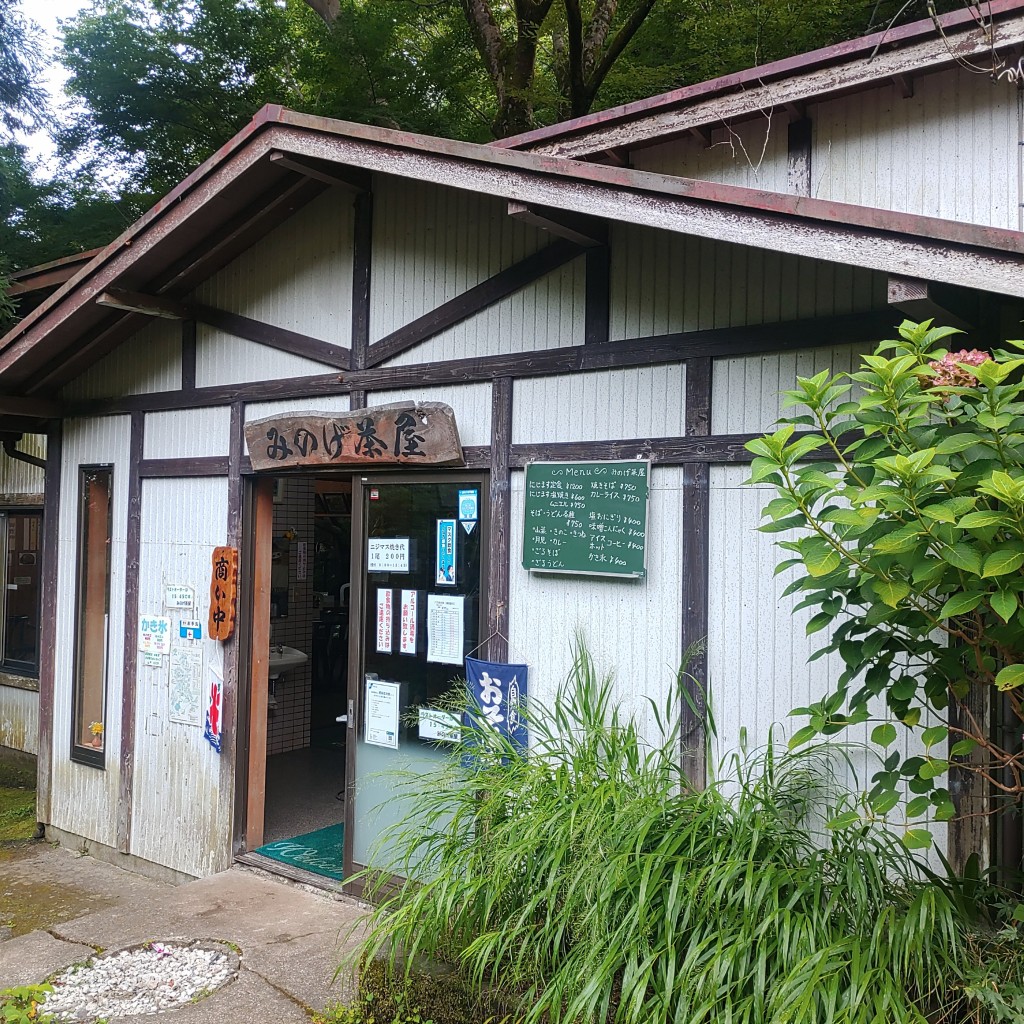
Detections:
[208, 546, 238, 641]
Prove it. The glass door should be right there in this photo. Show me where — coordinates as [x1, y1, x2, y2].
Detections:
[344, 473, 487, 886]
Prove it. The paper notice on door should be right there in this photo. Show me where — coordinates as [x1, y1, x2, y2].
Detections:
[427, 593, 464, 665]
[435, 519, 457, 586]
[376, 588, 393, 653]
[399, 589, 418, 655]
[365, 679, 400, 749]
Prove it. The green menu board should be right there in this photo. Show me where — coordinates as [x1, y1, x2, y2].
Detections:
[522, 460, 650, 578]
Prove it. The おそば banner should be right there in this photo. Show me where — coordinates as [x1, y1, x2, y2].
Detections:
[464, 657, 528, 759]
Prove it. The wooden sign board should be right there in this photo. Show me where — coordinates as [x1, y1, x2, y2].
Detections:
[522, 460, 650, 578]
[209, 546, 239, 641]
[244, 402, 463, 471]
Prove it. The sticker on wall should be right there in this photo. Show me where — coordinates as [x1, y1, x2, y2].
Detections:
[435, 519, 457, 586]
[365, 679, 400, 749]
[164, 585, 195, 609]
[204, 665, 223, 754]
[139, 615, 172, 655]
[296, 541, 308, 582]
[399, 589, 418, 655]
[376, 588, 393, 654]
[179, 619, 202, 641]
[426, 593, 464, 665]
[143, 652, 162, 669]
[169, 647, 203, 726]
[368, 538, 410, 573]
[458, 489, 478, 521]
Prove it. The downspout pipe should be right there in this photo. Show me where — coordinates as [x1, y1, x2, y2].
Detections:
[2, 438, 46, 471]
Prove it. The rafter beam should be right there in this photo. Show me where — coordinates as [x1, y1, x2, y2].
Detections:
[0, 395, 62, 419]
[507, 202, 606, 247]
[887, 275, 976, 333]
[269, 151, 370, 191]
[96, 288, 190, 320]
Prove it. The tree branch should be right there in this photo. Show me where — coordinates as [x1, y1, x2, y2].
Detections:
[582, 0, 617, 77]
[459, 0, 507, 103]
[302, 0, 340, 27]
[580, 0, 657, 114]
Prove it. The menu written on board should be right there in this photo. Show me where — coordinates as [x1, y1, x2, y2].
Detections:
[522, 460, 650, 578]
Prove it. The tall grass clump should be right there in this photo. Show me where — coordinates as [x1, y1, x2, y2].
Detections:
[352, 645, 1023, 1023]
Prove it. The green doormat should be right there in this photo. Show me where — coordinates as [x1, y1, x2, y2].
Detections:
[255, 823, 345, 881]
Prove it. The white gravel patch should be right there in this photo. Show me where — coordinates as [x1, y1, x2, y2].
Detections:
[43, 941, 237, 1021]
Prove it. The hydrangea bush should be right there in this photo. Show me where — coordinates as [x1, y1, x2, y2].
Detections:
[745, 320, 1024, 845]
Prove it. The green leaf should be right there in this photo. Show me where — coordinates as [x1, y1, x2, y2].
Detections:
[803, 542, 842, 578]
[942, 543, 984, 576]
[788, 725, 818, 749]
[902, 829, 933, 850]
[939, 592, 985, 618]
[874, 579, 910, 608]
[991, 590, 1019, 623]
[805, 612, 833, 636]
[981, 549, 1024, 578]
[950, 738, 978, 757]
[935, 434, 983, 454]
[905, 796, 931, 818]
[902, 707, 922, 727]
[921, 726, 948, 748]
[957, 510, 1007, 529]
[870, 723, 897, 746]
[934, 800, 956, 822]
[869, 790, 900, 815]
[995, 664, 1024, 691]
[827, 810, 862, 830]
[919, 759, 949, 780]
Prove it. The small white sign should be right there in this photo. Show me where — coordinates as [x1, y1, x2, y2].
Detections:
[139, 615, 172, 655]
[365, 679, 400, 749]
[164, 585, 195, 609]
[368, 538, 410, 573]
[418, 707, 460, 743]
[143, 651, 162, 669]
[179, 619, 202, 641]
[376, 588, 393, 654]
[399, 589, 417, 655]
[427, 594, 465, 665]
[296, 541, 308, 582]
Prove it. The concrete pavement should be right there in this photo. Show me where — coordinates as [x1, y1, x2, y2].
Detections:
[0, 839, 368, 1021]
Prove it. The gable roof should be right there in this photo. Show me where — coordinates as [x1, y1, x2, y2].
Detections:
[3, 105, 1024, 404]
[496, 0, 1024, 158]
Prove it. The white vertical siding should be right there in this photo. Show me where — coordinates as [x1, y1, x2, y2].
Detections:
[632, 114, 790, 192]
[50, 416, 132, 849]
[0, 686, 37, 754]
[708, 466, 947, 853]
[0, 433, 45, 497]
[194, 327, 338, 387]
[512, 365, 686, 443]
[508, 466, 684, 746]
[371, 177, 546, 342]
[386, 259, 586, 366]
[130, 477, 232, 877]
[244, 395, 352, 424]
[811, 68, 1017, 229]
[711, 343, 868, 435]
[191, 189, 355, 343]
[144, 408, 232, 459]
[371, 385, 492, 448]
[60, 320, 181, 401]
[609, 226, 885, 341]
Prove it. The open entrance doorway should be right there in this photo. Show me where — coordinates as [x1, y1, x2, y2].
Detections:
[242, 470, 487, 891]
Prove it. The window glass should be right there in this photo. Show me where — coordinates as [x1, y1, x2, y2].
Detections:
[2, 512, 41, 673]
[72, 468, 112, 763]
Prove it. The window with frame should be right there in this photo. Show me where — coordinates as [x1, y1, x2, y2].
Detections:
[71, 467, 112, 766]
[0, 510, 42, 676]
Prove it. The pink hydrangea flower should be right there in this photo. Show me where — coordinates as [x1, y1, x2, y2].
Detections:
[927, 349, 991, 388]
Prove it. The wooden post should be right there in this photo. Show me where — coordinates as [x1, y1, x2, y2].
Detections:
[245, 476, 274, 851]
[487, 377, 513, 662]
[349, 187, 373, 412]
[680, 357, 712, 789]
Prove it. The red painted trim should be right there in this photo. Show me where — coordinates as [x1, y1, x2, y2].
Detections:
[495, 0, 1022, 151]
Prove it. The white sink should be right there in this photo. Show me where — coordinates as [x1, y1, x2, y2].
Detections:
[268, 645, 308, 680]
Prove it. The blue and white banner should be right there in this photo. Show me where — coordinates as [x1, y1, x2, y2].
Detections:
[464, 656, 528, 757]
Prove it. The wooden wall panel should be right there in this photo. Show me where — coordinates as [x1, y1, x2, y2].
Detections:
[144, 407, 232, 460]
[0, 686, 38, 754]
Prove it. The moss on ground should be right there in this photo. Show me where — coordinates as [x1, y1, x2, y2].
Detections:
[0, 760, 35, 842]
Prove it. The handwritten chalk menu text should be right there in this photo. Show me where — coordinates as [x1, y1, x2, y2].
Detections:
[522, 461, 650, 578]
[244, 402, 464, 471]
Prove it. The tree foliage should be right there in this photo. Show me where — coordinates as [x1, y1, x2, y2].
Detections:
[0, 0, 45, 140]
[747, 321, 1024, 845]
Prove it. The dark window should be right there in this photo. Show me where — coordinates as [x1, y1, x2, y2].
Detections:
[0, 511, 41, 675]
[71, 467, 112, 767]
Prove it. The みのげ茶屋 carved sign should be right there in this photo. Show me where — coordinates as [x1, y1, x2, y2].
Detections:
[244, 402, 464, 471]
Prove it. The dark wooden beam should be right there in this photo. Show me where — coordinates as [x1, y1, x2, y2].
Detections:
[892, 72, 914, 98]
[269, 151, 371, 192]
[349, 188, 372, 415]
[96, 288, 190, 320]
[487, 378, 512, 663]
[117, 410, 144, 854]
[191, 304, 351, 370]
[224, 400, 245, 855]
[688, 124, 713, 147]
[585, 247, 610, 346]
[365, 239, 584, 368]
[138, 456, 231, 478]
[508, 434, 753, 466]
[787, 118, 812, 198]
[36, 422, 62, 826]
[507, 202, 606, 248]
[0, 395, 62, 419]
[680, 357, 712, 789]
[887, 275, 976, 332]
[181, 319, 197, 391]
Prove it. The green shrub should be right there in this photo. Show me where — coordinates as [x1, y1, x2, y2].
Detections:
[348, 645, 1023, 1023]
[0, 985, 52, 1024]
